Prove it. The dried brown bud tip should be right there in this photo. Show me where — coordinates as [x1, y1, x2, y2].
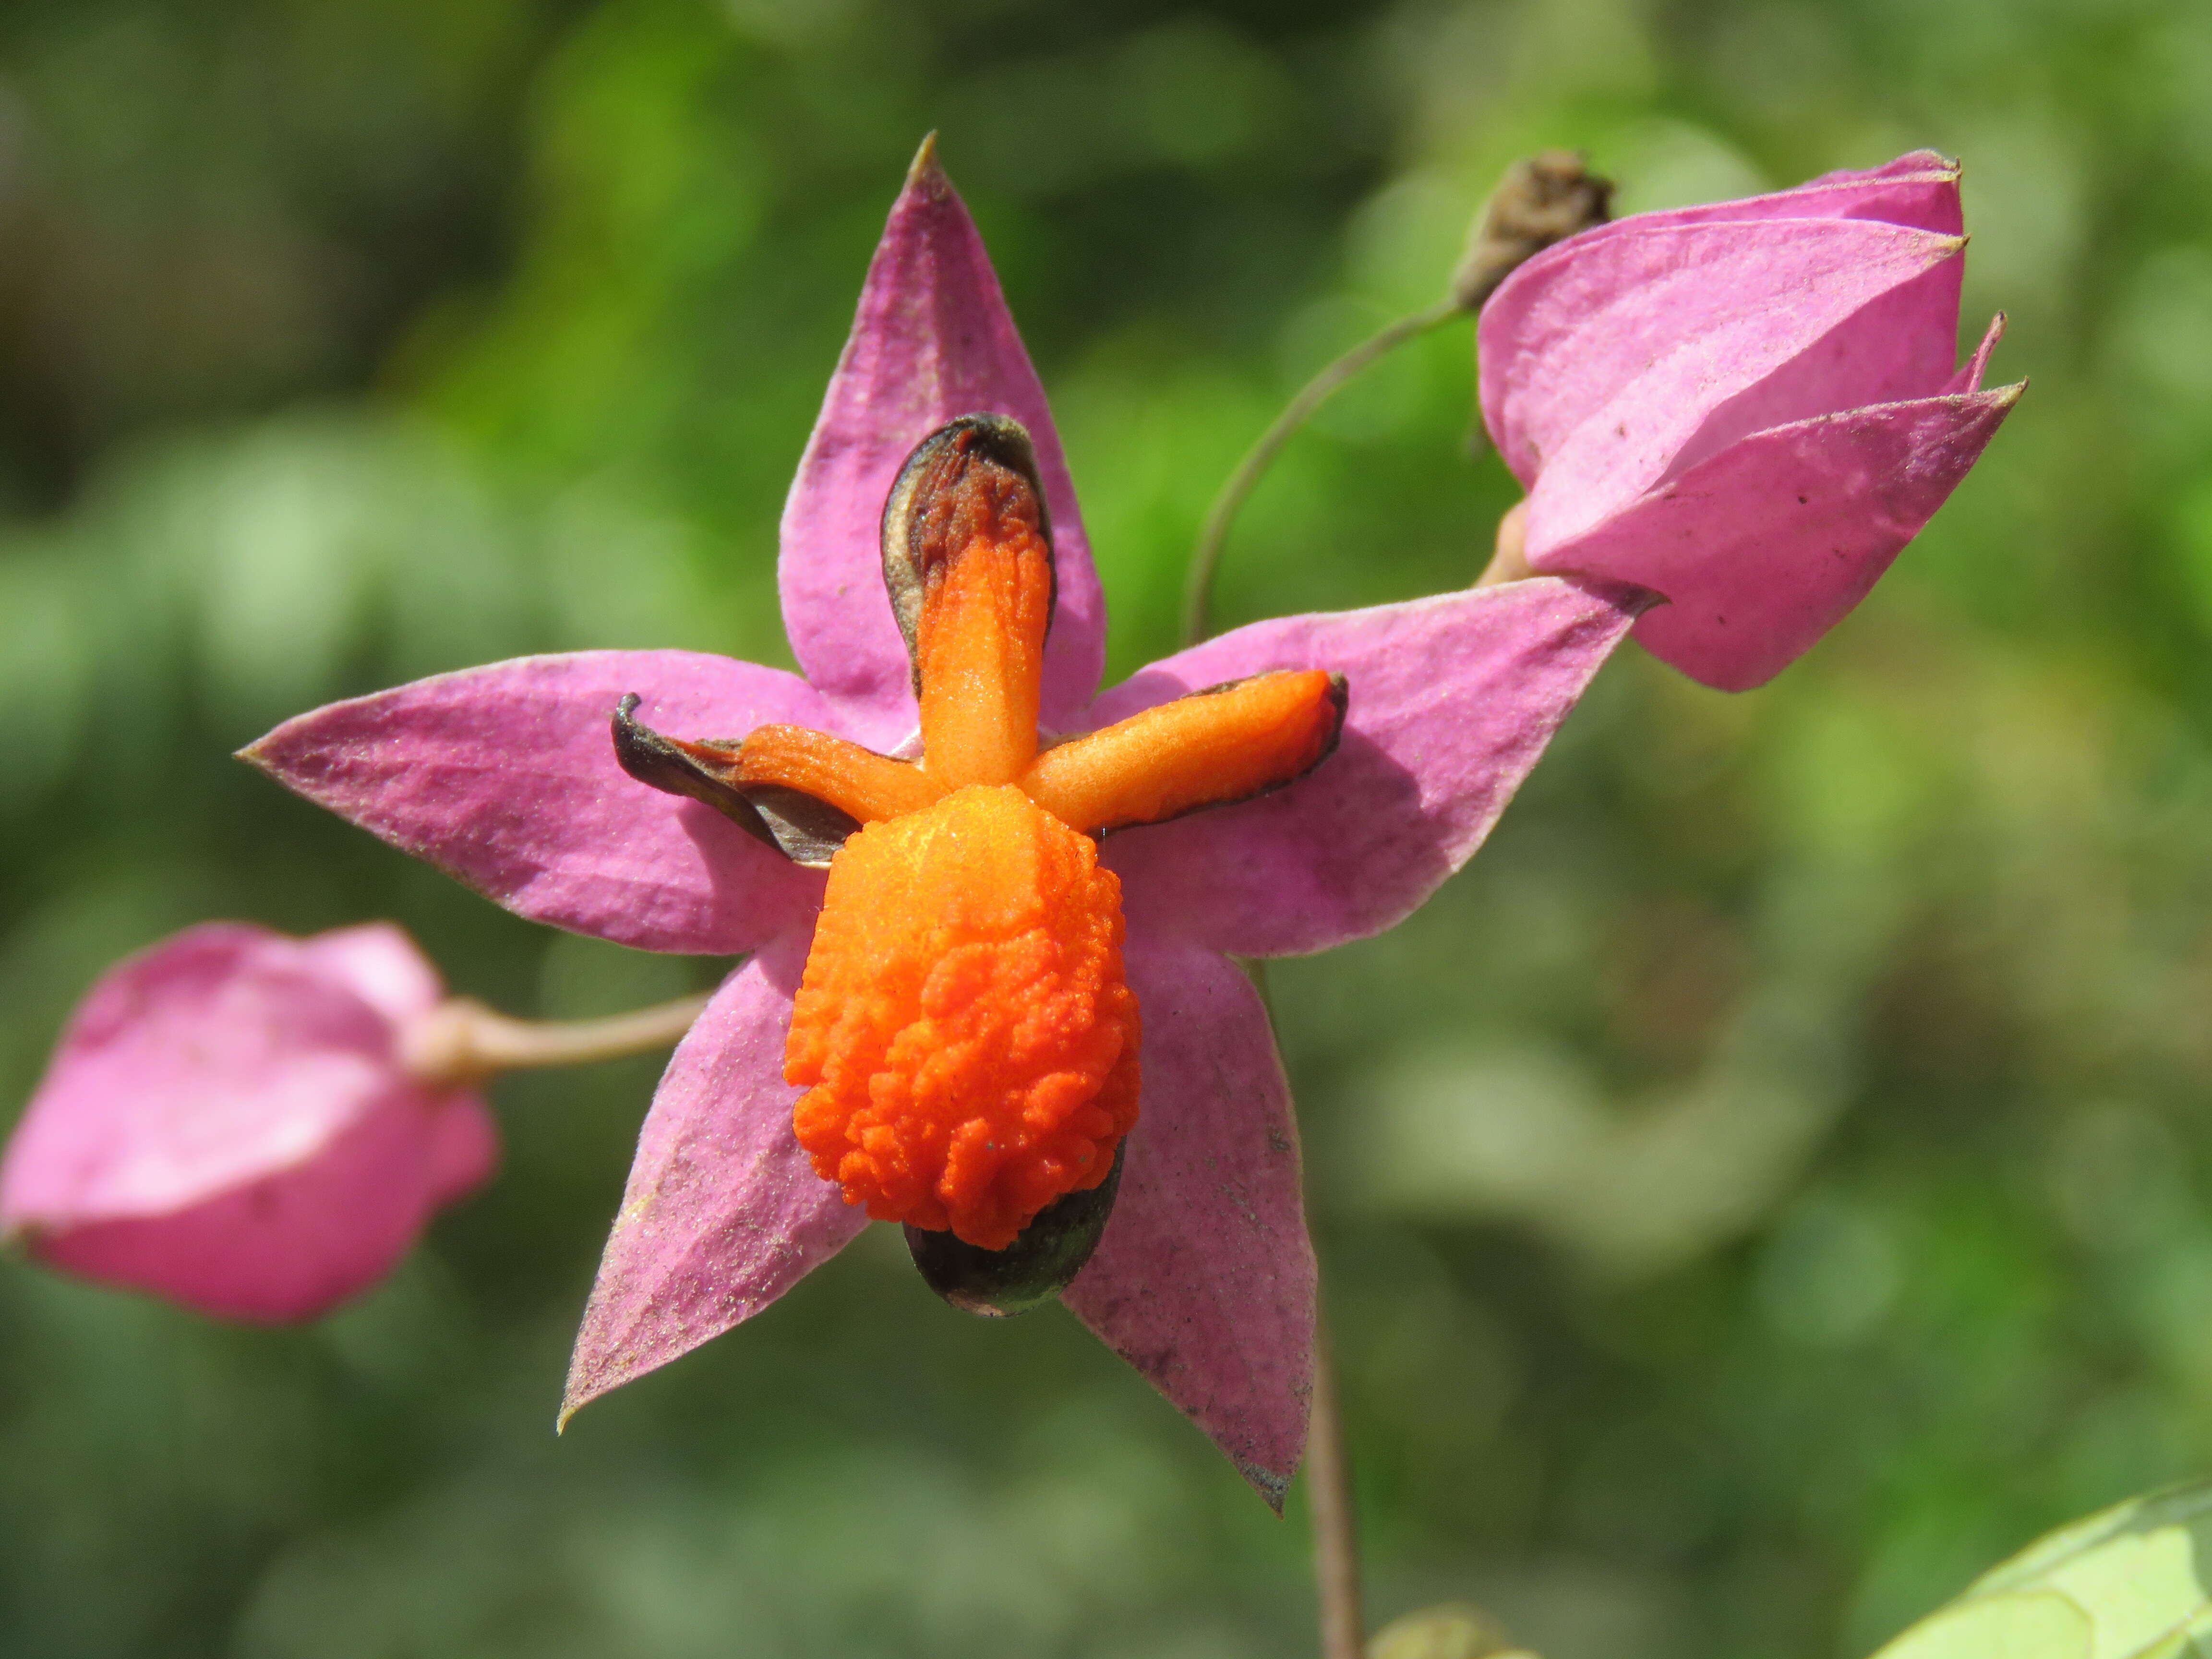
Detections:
[1450, 150, 1613, 313]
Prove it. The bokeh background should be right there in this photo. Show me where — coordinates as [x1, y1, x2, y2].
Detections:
[0, 0, 2204, 1654]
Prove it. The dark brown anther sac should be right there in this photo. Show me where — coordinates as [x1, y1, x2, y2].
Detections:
[612, 695, 859, 868]
[902, 1143, 1125, 1316]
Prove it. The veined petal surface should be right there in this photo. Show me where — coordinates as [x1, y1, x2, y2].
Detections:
[244, 652, 830, 955]
[1095, 579, 1639, 959]
[562, 935, 867, 1424]
[780, 143, 1105, 748]
[1061, 942, 1313, 1510]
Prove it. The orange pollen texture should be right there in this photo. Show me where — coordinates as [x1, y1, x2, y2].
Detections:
[785, 783, 1141, 1250]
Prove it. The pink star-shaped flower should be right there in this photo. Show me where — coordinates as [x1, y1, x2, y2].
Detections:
[242, 144, 1637, 1502]
[1481, 150, 2021, 690]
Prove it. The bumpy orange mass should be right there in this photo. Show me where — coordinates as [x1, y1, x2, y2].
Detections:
[787, 784, 1140, 1248]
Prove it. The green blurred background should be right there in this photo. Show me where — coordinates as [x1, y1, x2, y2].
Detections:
[0, 0, 2203, 1653]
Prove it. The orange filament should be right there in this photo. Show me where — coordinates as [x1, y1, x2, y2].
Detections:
[786, 784, 1140, 1249]
[736, 725, 946, 823]
[912, 445, 1051, 788]
[1021, 669, 1345, 834]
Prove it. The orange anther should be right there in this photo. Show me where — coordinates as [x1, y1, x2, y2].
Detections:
[1020, 669, 1346, 834]
[904, 431, 1052, 788]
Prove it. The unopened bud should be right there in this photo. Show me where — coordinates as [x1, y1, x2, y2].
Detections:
[1450, 150, 1613, 313]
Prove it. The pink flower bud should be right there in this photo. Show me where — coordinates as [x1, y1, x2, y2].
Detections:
[0, 922, 496, 1321]
[1478, 151, 2022, 691]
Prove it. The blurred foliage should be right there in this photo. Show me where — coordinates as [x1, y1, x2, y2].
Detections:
[3, 0, 2212, 1655]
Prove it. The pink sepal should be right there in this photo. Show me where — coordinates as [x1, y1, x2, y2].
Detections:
[561, 934, 867, 1425]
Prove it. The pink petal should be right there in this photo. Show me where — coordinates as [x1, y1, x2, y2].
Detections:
[294, 921, 446, 1024]
[298, 921, 504, 1206]
[0, 923, 483, 1321]
[243, 652, 830, 956]
[779, 140, 1106, 748]
[1533, 382, 2024, 691]
[1647, 253, 1962, 486]
[1094, 579, 1640, 958]
[561, 933, 865, 1424]
[1061, 941, 1313, 1510]
[1483, 219, 1967, 547]
[1616, 150, 1962, 236]
[424, 1094, 501, 1206]
[24, 1093, 458, 1321]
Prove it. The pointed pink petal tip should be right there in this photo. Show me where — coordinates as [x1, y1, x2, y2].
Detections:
[242, 651, 829, 955]
[777, 135, 1106, 747]
[0, 921, 493, 1321]
[560, 933, 865, 1427]
[1062, 944, 1315, 1506]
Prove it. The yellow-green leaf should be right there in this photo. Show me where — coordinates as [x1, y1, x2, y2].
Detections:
[1872, 1483, 2212, 1659]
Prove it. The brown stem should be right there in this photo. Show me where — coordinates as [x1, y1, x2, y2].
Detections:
[1242, 956, 1367, 1658]
[399, 993, 712, 1085]
[1309, 1307, 1366, 1659]
[1182, 151, 1611, 646]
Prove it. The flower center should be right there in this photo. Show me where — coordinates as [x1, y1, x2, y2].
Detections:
[613, 414, 1347, 1256]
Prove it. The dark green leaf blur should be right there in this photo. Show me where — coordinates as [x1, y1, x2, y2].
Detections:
[0, 0, 2201, 1655]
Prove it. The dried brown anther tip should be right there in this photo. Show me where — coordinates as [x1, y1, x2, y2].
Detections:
[1451, 150, 1614, 313]
[611, 694, 859, 868]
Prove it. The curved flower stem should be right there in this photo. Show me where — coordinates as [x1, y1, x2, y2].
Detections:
[400, 992, 712, 1085]
[1309, 1308, 1366, 1659]
[1241, 958, 1367, 1658]
[1182, 296, 1465, 648]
